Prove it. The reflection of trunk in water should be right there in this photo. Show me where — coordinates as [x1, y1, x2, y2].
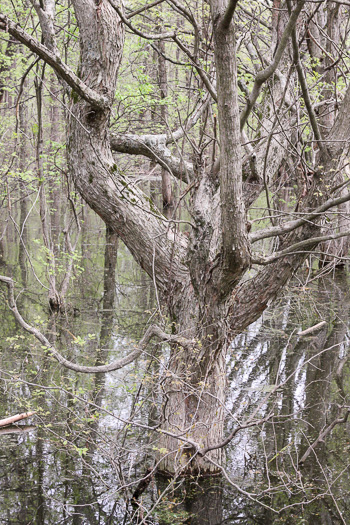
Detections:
[71, 226, 118, 524]
[292, 277, 350, 524]
[9, 312, 59, 523]
[300, 277, 349, 466]
[183, 479, 223, 525]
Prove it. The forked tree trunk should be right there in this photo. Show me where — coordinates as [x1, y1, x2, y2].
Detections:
[65, 3, 225, 476]
[7, 0, 350, 479]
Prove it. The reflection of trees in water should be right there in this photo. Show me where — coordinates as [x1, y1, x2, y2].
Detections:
[63, 226, 119, 524]
[0, 224, 121, 523]
[2, 217, 350, 524]
[100, 273, 350, 525]
[223, 274, 350, 524]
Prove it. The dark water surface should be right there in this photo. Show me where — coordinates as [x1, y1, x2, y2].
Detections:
[1, 211, 350, 524]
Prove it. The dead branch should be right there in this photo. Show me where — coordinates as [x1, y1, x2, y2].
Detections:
[297, 321, 327, 336]
[0, 411, 36, 427]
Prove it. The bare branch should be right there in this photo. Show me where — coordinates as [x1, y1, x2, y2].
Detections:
[250, 191, 350, 243]
[221, 0, 239, 31]
[0, 275, 195, 374]
[167, 93, 211, 143]
[127, 0, 165, 18]
[299, 407, 350, 465]
[297, 321, 327, 336]
[0, 411, 36, 427]
[110, 133, 193, 182]
[199, 413, 273, 456]
[166, 0, 199, 32]
[240, 0, 306, 129]
[289, 0, 324, 151]
[172, 35, 218, 101]
[252, 228, 350, 265]
[108, 0, 176, 39]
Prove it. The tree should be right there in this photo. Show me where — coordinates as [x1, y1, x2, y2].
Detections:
[1, 0, 350, 477]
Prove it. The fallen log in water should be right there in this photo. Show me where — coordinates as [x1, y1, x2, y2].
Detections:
[0, 411, 36, 428]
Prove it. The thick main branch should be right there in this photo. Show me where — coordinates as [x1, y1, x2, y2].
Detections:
[110, 133, 193, 182]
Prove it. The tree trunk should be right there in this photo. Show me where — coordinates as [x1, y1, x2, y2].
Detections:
[66, 0, 187, 297]
[5, 0, 350, 481]
[159, 316, 227, 475]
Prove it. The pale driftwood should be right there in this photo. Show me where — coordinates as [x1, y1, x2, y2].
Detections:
[297, 321, 327, 336]
[0, 411, 36, 428]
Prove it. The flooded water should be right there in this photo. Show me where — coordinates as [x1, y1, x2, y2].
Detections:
[1, 207, 350, 524]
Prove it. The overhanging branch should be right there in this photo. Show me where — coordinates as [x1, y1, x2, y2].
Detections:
[252, 229, 350, 265]
[110, 133, 193, 182]
[0, 275, 195, 374]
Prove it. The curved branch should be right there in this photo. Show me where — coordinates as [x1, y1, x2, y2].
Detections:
[299, 407, 350, 465]
[127, 0, 165, 18]
[108, 0, 176, 39]
[0, 14, 108, 109]
[252, 228, 350, 265]
[0, 275, 194, 374]
[172, 35, 217, 101]
[110, 94, 211, 180]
